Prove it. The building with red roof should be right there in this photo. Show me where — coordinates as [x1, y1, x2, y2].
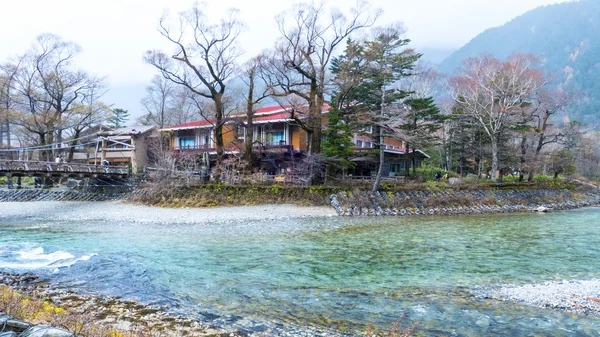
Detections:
[162, 104, 429, 177]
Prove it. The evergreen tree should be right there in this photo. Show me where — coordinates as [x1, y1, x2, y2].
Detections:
[336, 26, 420, 191]
[322, 100, 356, 178]
[400, 97, 445, 175]
[108, 108, 130, 129]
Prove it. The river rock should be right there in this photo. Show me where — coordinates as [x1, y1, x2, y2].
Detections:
[2, 318, 31, 332]
[535, 206, 550, 212]
[20, 326, 74, 337]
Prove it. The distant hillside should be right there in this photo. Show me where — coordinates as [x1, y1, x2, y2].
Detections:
[439, 0, 600, 123]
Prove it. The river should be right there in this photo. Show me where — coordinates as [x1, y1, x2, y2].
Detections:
[1, 202, 599, 336]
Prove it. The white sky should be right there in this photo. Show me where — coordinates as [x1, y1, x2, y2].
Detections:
[0, 0, 572, 116]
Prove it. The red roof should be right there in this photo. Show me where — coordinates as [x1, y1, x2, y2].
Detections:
[168, 119, 213, 130]
[166, 104, 330, 130]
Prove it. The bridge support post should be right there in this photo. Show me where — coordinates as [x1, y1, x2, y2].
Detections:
[83, 177, 90, 191]
[16, 176, 22, 189]
[6, 173, 12, 189]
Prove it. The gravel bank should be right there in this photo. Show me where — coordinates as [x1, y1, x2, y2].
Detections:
[0, 201, 337, 223]
[479, 279, 600, 316]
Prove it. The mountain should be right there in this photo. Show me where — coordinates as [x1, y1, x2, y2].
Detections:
[439, 0, 600, 123]
[417, 47, 456, 65]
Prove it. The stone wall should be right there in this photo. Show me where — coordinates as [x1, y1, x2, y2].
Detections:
[0, 189, 127, 202]
[330, 188, 600, 216]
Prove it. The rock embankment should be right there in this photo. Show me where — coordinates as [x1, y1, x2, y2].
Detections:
[0, 189, 127, 202]
[330, 188, 600, 216]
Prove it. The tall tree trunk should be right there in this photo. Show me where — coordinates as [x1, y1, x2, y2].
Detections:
[491, 138, 499, 182]
[5, 119, 9, 148]
[404, 141, 410, 177]
[214, 98, 225, 183]
[372, 125, 385, 193]
[245, 74, 255, 172]
[528, 119, 548, 182]
[519, 136, 527, 182]
[68, 129, 81, 162]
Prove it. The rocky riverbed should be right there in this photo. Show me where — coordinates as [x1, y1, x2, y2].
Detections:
[474, 279, 600, 317]
[1, 272, 347, 337]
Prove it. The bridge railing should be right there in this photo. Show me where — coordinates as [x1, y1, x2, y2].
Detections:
[0, 160, 129, 175]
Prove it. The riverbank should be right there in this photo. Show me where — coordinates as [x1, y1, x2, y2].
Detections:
[0, 270, 370, 337]
[0, 272, 235, 337]
[474, 279, 600, 317]
[0, 201, 336, 223]
[331, 182, 600, 216]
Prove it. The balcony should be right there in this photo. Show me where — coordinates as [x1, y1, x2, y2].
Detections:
[173, 144, 214, 152]
[253, 141, 293, 153]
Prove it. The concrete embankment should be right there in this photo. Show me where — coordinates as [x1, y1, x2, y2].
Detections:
[330, 186, 600, 216]
[0, 188, 128, 202]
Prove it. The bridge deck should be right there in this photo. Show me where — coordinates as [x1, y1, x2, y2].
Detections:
[0, 160, 129, 179]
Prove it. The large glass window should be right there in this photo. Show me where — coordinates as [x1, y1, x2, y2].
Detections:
[179, 137, 196, 149]
[266, 131, 285, 145]
[389, 162, 406, 175]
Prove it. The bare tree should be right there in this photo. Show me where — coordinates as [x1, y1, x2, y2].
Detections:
[0, 60, 21, 148]
[265, 1, 380, 157]
[140, 75, 175, 129]
[525, 88, 572, 181]
[64, 79, 109, 161]
[145, 2, 245, 181]
[34, 34, 91, 153]
[449, 54, 544, 181]
[7, 34, 103, 160]
[239, 55, 272, 171]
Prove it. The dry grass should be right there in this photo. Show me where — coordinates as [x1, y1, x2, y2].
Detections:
[0, 285, 205, 337]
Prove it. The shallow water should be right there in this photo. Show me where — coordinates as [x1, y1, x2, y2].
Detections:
[1, 204, 600, 336]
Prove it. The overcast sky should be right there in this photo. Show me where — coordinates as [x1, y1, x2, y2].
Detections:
[1, 0, 572, 118]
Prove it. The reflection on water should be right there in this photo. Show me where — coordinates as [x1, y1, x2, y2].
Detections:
[2, 207, 600, 336]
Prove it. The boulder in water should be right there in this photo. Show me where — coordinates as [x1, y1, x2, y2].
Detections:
[535, 206, 551, 213]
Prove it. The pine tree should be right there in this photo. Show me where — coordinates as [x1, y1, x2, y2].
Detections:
[108, 108, 130, 129]
[322, 100, 356, 178]
[336, 26, 420, 191]
[400, 97, 445, 176]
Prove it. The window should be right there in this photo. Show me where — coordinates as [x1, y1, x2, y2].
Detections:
[360, 126, 373, 134]
[237, 124, 245, 139]
[266, 131, 285, 145]
[389, 162, 406, 175]
[179, 137, 196, 149]
[365, 141, 372, 148]
[356, 140, 363, 147]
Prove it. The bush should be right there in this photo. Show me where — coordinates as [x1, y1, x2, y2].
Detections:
[413, 164, 457, 182]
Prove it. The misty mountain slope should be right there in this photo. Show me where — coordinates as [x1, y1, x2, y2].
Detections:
[439, 0, 600, 122]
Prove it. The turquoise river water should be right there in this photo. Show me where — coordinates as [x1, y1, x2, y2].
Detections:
[1, 204, 600, 336]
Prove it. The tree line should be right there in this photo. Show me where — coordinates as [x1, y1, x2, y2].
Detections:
[2, 1, 599, 185]
[0, 34, 130, 161]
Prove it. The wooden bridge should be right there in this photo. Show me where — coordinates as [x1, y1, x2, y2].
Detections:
[0, 160, 129, 180]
